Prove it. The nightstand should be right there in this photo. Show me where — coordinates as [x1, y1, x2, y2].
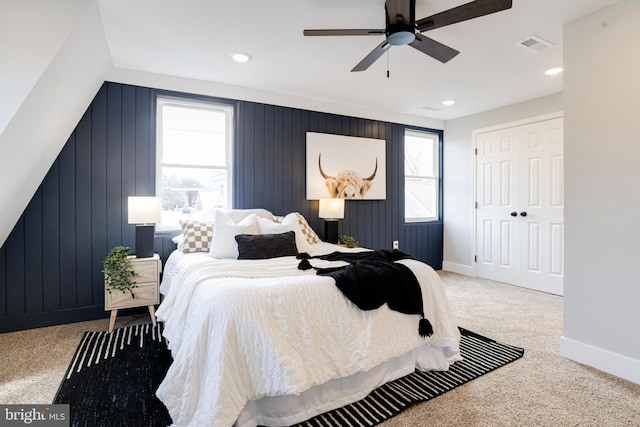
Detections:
[105, 253, 161, 332]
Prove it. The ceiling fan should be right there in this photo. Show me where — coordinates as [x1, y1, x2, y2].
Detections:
[304, 0, 512, 72]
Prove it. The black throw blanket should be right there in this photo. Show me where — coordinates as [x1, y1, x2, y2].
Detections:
[298, 250, 433, 337]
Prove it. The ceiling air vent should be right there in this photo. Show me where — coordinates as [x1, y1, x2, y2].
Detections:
[517, 36, 554, 53]
[420, 106, 443, 112]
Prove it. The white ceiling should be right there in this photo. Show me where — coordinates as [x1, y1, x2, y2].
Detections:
[97, 0, 619, 121]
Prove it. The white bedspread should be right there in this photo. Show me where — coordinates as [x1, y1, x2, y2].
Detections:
[156, 250, 460, 427]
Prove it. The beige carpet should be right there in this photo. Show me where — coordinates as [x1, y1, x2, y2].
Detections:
[1, 272, 639, 426]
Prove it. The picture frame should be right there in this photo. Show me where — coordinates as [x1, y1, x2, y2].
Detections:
[306, 132, 386, 200]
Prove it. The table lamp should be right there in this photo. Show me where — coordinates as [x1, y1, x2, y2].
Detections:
[319, 198, 345, 244]
[128, 196, 161, 258]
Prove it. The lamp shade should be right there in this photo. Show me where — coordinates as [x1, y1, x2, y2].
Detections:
[128, 196, 162, 224]
[319, 198, 345, 220]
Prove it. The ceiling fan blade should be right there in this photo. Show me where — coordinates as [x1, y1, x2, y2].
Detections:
[351, 41, 392, 72]
[304, 29, 385, 37]
[416, 0, 512, 32]
[409, 33, 459, 63]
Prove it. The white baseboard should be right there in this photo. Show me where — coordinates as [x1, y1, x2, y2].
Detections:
[559, 336, 640, 385]
[441, 261, 474, 276]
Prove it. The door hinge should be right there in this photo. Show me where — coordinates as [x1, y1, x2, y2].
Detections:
[475, 202, 478, 209]
[474, 255, 477, 263]
[475, 148, 478, 155]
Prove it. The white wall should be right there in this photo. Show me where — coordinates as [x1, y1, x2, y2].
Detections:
[0, 0, 93, 134]
[560, 0, 640, 384]
[0, 1, 112, 246]
[442, 94, 563, 274]
[106, 67, 445, 131]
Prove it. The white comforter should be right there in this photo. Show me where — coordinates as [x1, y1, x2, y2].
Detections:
[156, 248, 460, 427]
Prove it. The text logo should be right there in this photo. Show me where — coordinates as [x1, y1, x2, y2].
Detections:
[0, 405, 69, 427]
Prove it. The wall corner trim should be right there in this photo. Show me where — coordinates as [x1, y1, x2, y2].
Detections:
[559, 336, 640, 385]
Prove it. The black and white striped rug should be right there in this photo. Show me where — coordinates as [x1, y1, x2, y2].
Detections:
[293, 328, 524, 426]
[55, 323, 173, 427]
[54, 324, 523, 427]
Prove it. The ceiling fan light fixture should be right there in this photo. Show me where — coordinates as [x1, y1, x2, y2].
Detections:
[545, 67, 563, 76]
[442, 99, 456, 106]
[303, 0, 513, 72]
[387, 31, 415, 46]
[231, 52, 252, 63]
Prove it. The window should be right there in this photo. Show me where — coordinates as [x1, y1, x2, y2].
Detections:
[156, 97, 233, 229]
[404, 129, 440, 222]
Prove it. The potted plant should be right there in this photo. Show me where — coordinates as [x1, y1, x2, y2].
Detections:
[103, 246, 137, 299]
[338, 235, 359, 248]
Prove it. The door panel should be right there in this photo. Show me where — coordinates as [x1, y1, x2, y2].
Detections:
[527, 222, 540, 272]
[500, 220, 513, 266]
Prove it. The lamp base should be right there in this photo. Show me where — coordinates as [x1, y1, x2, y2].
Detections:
[135, 224, 155, 258]
[323, 220, 339, 244]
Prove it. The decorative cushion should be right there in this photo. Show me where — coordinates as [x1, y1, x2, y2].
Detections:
[272, 213, 319, 245]
[179, 220, 214, 253]
[209, 211, 259, 259]
[293, 212, 320, 245]
[258, 214, 313, 253]
[235, 232, 298, 260]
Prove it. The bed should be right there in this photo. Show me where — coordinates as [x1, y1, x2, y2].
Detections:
[155, 209, 461, 427]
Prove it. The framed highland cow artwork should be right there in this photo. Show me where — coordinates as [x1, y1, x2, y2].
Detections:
[306, 132, 386, 200]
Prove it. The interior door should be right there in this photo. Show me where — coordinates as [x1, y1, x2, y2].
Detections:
[475, 116, 564, 295]
[518, 118, 564, 295]
[475, 126, 520, 286]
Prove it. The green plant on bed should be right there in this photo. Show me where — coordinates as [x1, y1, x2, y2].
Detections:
[103, 246, 137, 298]
[338, 235, 359, 248]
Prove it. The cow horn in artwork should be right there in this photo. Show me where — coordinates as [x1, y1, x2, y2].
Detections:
[318, 153, 334, 179]
[363, 159, 377, 182]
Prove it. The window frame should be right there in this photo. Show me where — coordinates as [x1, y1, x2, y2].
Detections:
[403, 128, 443, 223]
[155, 95, 235, 231]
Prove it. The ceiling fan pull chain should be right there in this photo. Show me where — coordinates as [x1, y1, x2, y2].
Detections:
[387, 50, 390, 78]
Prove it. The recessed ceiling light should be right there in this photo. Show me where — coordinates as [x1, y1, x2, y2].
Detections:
[545, 67, 563, 76]
[231, 52, 252, 63]
[442, 99, 456, 106]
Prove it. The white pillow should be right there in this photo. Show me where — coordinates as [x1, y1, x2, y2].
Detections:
[258, 213, 312, 254]
[209, 212, 259, 258]
[227, 208, 274, 223]
[172, 233, 184, 250]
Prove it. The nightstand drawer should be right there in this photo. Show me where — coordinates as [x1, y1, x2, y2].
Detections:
[132, 281, 159, 305]
[132, 259, 159, 282]
[105, 281, 159, 309]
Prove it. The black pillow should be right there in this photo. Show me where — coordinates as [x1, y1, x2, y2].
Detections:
[235, 231, 299, 260]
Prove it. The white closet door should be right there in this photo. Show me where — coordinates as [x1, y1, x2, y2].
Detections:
[518, 118, 564, 295]
[475, 126, 520, 286]
[475, 116, 564, 295]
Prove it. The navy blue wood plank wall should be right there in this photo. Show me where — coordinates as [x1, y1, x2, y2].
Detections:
[0, 81, 443, 333]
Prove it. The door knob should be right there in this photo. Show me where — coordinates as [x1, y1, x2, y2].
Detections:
[510, 211, 517, 217]
[520, 211, 527, 217]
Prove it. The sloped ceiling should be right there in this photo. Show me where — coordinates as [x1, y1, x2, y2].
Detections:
[0, 0, 112, 246]
[0, 0, 93, 134]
